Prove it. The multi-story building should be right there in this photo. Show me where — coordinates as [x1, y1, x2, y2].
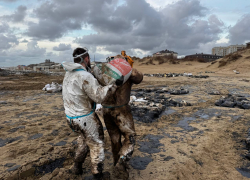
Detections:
[153, 49, 178, 58]
[212, 47, 227, 56]
[226, 45, 246, 54]
[212, 44, 246, 56]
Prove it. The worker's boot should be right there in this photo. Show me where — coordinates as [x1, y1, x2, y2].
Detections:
[69, 162, 83, 175]
[93, 172, 110, 180]
[113, 158, 129, 180]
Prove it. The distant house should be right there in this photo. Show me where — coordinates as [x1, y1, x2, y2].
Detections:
[153, 49, 178, 58]
[17, 65, 32, 71]
[247, 42, 250, 49]
[33, 59, 62, 71]
[185, 53, 223, 62]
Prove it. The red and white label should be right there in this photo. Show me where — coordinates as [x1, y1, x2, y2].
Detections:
[109, 58, 132, 76]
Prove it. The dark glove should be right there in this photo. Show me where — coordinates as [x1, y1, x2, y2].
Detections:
[115, 75, 124, 86]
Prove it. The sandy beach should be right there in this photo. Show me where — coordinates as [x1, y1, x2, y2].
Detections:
[1, 50, 250, 180]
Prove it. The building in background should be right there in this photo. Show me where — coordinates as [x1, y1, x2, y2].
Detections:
[17, 65, 32, 71]
[153, 49, 178, 58]
[226, 45, 246, 54]
[185, 53, 223, 62]
[2, 59, 63, 71]
[246, 42, 250, 49]
[33, 59, 62, 71]
[212, 44, 246, 56]
[212, 47, 227, 56]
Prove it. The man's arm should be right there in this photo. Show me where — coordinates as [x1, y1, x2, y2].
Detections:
[82, 73, 117, 104]
[129, 68, 143, 84]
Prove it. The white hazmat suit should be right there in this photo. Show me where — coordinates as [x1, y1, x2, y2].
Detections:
[62, 61, 116, 175]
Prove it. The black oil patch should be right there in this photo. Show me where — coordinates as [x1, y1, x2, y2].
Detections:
[50, 130, 59, 136]
[163, 156, 175, 161]
[0, 136, 23, 147]
[236, 168, 250, 178]
[138, 134, 164, 154]
[8, 126, 25, 133]
[54, 141, 67, 146]
[176, 117, 197, 131]
[28, 133, 43, 140]
[130, 156, 153, 170]
[4, 163, 16, 167]
[35, 158, 65, 175]
[96, 162, 103, 173]
[7, 165, 21, 172]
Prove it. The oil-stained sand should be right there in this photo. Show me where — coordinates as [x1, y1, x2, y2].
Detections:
[1, 57, 250, 180]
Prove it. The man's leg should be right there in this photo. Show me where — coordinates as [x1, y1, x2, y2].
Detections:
[112, 106, 136, 180]
[85, 114, 110, 179]
[72, 134, 89, 175]
[103, 112, 122, 165]
[66, 119, 89, 175]
[115, 106, 136, 162]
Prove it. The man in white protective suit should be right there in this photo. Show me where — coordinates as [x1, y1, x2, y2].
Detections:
[62, 47, 122, 180]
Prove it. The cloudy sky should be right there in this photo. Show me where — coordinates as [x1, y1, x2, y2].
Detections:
[0, 0, 249, 67]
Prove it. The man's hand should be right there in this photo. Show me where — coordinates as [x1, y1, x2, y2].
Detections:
[115, 75, 124, 86]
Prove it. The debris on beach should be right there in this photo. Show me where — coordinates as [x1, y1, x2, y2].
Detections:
[215, 94, 250, 109]
[42, 82, 62, 93]
[233, 70, 240, 74]
[144, 73, 209, 78]
[130, 88, 191, 123]
[169, 88, 189, 95]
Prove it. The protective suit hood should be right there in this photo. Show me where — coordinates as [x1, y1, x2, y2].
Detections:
[62, 61, 86, 72]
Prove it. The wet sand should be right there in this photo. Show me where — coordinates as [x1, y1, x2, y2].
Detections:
[1, 61, 250, 180]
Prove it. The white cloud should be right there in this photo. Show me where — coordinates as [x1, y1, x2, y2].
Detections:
[53, 43, 71, 51]
[0, 40, 46, 66]
[1, 5, 27, 22]
[74, 0, 224, 57]
[0, 22, 19, 50]
[18, 40, 46, 57]
[0, 34, 19, 49]
[0, 23, 9, 33]
[229, 14, 250, 44]
[145, 0, 179, 10]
